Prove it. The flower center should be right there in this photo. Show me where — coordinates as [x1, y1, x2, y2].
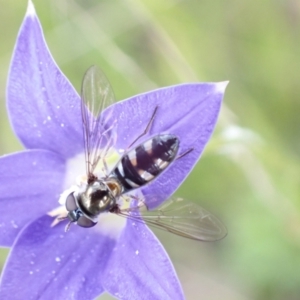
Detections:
[49, 150, 128, 239]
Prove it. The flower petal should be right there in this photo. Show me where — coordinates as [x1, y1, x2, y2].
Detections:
[0, 215, 115, 300]
[106, 82, 227, 207]
[102, 220, 184, 300]
[7, 1, 83, 159]
[0, 150, 64, 247]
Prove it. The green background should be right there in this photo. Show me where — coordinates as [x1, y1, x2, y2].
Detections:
[1, 0, 300, 299]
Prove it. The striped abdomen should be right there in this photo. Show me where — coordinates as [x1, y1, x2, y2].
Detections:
[110, 134, 179, 193]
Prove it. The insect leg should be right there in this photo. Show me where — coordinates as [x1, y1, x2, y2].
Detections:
[121, 194, 149, 211]
[100, 135, 115, 175]
[96, 121, 117, 176]
[176, 148, 194, 160]
[126, 106, 158, 150]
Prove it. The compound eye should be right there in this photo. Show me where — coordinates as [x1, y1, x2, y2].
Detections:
[77, 216, 97, 228]
[66, 193, 77, 211]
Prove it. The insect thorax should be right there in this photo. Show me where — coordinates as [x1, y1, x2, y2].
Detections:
[77, 178, 121, 219]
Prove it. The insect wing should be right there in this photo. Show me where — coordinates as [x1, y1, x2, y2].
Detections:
[119, 197, 227, 242]
[81, 66, 118, 177]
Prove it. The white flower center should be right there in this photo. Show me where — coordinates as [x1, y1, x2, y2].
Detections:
[51, 150, 128, 240]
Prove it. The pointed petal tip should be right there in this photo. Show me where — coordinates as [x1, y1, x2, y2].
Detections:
[26, 0, 36, 17]
[215, 80, 229, 94]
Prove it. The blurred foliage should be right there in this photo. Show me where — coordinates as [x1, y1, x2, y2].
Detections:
[0, 0, 300, 299]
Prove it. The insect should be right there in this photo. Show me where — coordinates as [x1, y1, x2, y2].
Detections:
[59, 66, 227, 242]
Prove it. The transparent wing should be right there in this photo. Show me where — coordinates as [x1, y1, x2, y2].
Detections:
[117, 197, 227, 242]
[81, 66, 118, 179]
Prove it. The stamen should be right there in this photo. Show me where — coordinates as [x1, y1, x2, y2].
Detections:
[48, 206, 68, 227]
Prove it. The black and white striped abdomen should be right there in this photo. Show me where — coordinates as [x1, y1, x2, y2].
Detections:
[110, 134, 179, 193]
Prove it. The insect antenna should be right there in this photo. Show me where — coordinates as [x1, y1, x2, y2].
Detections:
[64, 221, 72, 232]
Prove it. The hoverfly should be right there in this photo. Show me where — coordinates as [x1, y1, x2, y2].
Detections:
[57, 66, 227, 242]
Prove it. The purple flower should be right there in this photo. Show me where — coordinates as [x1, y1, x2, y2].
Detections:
[0, 1, 227, 299]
